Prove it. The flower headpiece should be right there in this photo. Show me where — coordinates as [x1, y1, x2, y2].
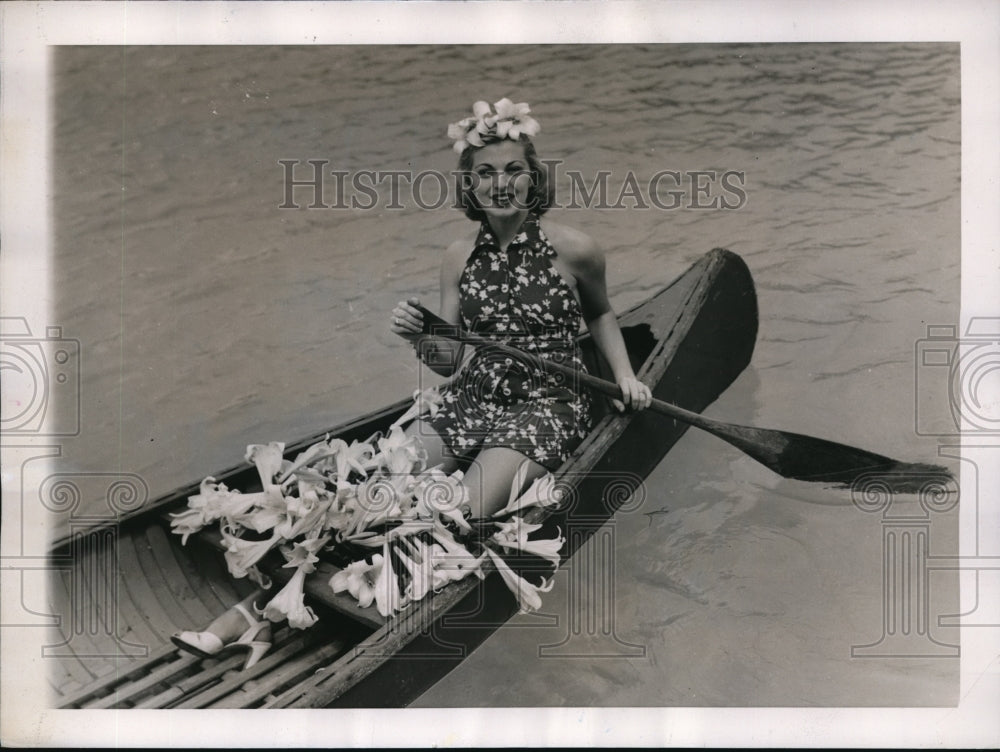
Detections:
[447, 98, 540, 154]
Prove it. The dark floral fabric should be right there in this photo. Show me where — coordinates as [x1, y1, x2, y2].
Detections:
[428, 213, 592, 470]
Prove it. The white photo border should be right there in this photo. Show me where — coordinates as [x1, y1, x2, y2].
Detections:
[1, 0, 997, 747]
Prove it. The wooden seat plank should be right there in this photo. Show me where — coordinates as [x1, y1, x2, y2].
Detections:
[273, 560, 385, 630]
[187, 525, 385, 630]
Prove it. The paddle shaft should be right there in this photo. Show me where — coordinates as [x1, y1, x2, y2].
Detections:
[413, 305, 948, 487]
[415, 306, 723, 430]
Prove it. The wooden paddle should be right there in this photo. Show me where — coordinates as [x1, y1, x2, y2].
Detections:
[415, 305, 950, 491]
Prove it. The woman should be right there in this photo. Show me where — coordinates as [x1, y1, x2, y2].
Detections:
[390, 97, 652, 519]
[173, 98, 652, 667]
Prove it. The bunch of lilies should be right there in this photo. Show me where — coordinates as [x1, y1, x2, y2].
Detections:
[170, 388, 566, 628]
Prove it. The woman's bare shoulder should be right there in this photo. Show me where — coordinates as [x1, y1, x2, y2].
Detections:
[441, 228, 479, 281]
[541, 219, 602, 268]
[443, 228, 478, 263]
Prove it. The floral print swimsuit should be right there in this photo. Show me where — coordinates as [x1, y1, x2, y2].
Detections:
[427, 213, 593, 470]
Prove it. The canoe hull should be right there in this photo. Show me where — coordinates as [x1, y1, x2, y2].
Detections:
[276, 248, 758, 708]
[51, 248, 757, 709]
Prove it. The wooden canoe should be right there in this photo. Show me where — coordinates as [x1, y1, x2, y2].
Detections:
[51, 247, 757, 709]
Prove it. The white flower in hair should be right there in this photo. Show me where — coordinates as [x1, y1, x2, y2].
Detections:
[448, 98, 540, 154]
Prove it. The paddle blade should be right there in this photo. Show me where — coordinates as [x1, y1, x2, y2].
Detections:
[706, 421, 952, 492]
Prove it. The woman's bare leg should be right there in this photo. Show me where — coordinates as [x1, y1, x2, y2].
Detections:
[463, 447, 548, 518]
[403, 421, 547, 519]
[201, 590, 271, 639]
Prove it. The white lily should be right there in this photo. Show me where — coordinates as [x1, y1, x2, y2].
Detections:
[343, 436, 378, 471]
[168, 507, 209, 546]
[390, 386, 444, 430]
[330, 554, 383, 609]
[323, 507, 353, 534]
[245, 442, 286, 491]
[223, 487, 276, 513]
[280, 534, 331, 574]
[393, 546, 435, 602]
[220, 527, 282, 579]
[276, 440, 330, 484]
[261, 565, 317, 630]
[351, 475, 406, 534]
[430, 529, 486, 584]
[170, 478, 248, 542]
[485, 548, 555, 614]
[493, 97, 539, 139]
[492, 517, 565, 567]
[341, 519, 432, 550]
[413, 468, 470, 533]
[287, 478, 327, 517]
[187, 477, 232, 518]
[447, 116, 475, 142]
[494, 471, 562, 517]
[376, 425, 426, 476]
[346, 533, 387, 548]
[230, 485, 290, 534]
[274, 496, 332, 541]
[492, 516, 544, 539]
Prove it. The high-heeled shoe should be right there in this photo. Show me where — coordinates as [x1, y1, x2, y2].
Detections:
[171, 603, 272, 670]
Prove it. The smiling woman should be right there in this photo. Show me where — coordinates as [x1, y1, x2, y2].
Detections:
[390, 97, 653, 519]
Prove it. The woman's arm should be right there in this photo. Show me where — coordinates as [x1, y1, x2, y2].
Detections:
[554, 227, 652, 411]
[390, 239, 468, 377]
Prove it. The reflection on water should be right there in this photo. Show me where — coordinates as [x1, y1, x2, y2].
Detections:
[52, 43, 958, 705]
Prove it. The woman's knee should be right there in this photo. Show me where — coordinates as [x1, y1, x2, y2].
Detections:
[463, 448, 546, 517]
